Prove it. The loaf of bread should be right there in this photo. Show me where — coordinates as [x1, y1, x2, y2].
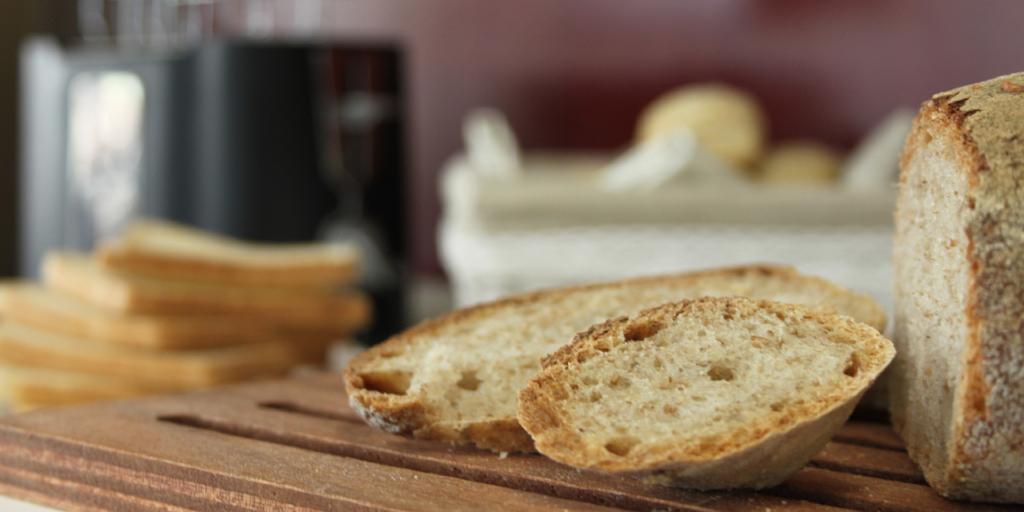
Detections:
[636, 83, 767, 169]
[518, 297, 894, 489]
[43, 252, 370, 330]
[0, 322, 303, 387]
[346, 265, 885, 452]
[98, 220, 359, 288]
[892, 71, 1024, 503]
[759, 141, 842, 185]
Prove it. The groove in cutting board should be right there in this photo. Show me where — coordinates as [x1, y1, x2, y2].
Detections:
[156, 409, 845, 512]
[238, 378, 909, 454]
[0, 373, 1004, 512]
[258, 400, 360, 423]
[156, 400, 954, 511]
[810, 443, 925, 484]
[0, 463, 192, 512]
[831, 422, 906, 451]
[248, 399, 925, 485]
[0, 418, 622, 512]
[0, 435, 321, 512]
[769, 467, 990, 512]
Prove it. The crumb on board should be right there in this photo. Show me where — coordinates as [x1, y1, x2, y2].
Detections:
[498, 451, 508, 459]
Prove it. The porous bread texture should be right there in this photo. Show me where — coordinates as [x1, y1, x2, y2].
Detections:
[518, 297, 894, 489]
[892, 71, 1024, 503]
[345, 265, 886, 453]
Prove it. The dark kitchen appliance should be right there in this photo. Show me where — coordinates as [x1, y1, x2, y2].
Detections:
[20, 37, 406, 340]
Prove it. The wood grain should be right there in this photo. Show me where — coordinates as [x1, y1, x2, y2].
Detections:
[0, 372, 1012, 511]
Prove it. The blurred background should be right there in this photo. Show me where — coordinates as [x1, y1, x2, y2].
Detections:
[1, 0, 1023, 336]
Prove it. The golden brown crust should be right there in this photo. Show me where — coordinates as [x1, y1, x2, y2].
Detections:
[345, 264, 886, 453]
[98, 246, 357, 288]
[517, 298, 894, 488]
[43, 252, 372, 331]
[894, 71, 1024, 502]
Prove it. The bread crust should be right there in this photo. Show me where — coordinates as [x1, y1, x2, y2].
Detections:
[42, 252, 371, 331]
[893, 71, 1024, 502]
[345, 265, 886, 453]
[517, 298, 893, 489]
[97, 220, 359, 288]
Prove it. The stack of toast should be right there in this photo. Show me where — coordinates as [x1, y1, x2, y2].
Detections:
[0, 220, 371, 412]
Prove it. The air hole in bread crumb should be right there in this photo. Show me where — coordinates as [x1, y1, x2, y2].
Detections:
[594, 340, 612, 352]
[653, 357, 664, 369]
[457, 370, 482, 391]
[770, 401, 785, 412]
[663, 404, 678, 415]
[604, 436, 640, 456]
[609, 375, 631, 389]
[358, 371, 412, 395]
[843, 354, 860, 377]
[623, 320, 664, 341]
[582, 376, 597, 386]
[708, 364, 735, 382]
[589, 391, 602, 402]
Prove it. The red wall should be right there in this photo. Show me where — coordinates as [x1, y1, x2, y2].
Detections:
[316, 0, 1024, 274]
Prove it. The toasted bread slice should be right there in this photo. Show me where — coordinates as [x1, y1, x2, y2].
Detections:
[0, 282, 350, 351]
[0, 363, 185, 410]
[517, 297, 894, 489]
[98, 220, 359, 288]
[0, 322, 304, 387]
[345, 265, 885, 452]
[43, 252, 371, 330]
[0, 282, 347, 350]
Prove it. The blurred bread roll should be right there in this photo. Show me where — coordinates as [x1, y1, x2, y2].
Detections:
[637, 83, 766, 168]
[759, 141, 842, 185]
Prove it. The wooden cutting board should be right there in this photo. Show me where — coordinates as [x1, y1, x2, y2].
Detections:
[0, 373, 1010, 511]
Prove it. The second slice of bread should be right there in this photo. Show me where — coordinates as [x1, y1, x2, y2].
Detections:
[0, 322, 302, 387]
[43, 252, 371, 330]
[0, 282, 330, 350]
[518, 297, 894, 489]
[0, 363, 186, 411]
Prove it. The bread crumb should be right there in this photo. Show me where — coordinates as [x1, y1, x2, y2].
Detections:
[1001, 80, 1024, 93]
[498, 451, 508, 459]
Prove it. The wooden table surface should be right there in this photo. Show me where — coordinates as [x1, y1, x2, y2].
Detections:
[0, 373, 1012, 511]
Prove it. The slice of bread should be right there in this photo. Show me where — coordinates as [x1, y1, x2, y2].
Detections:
[0, 282, 345, 350]
[892, 71, 1024, 502]
[98, 220, 359, 288]
[0, 363, 185, 410]
[517, 297, 894, 489]
[43, 252, 371, 330]
[345, 265, 886, 452]
[0, 321, 302, 387]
